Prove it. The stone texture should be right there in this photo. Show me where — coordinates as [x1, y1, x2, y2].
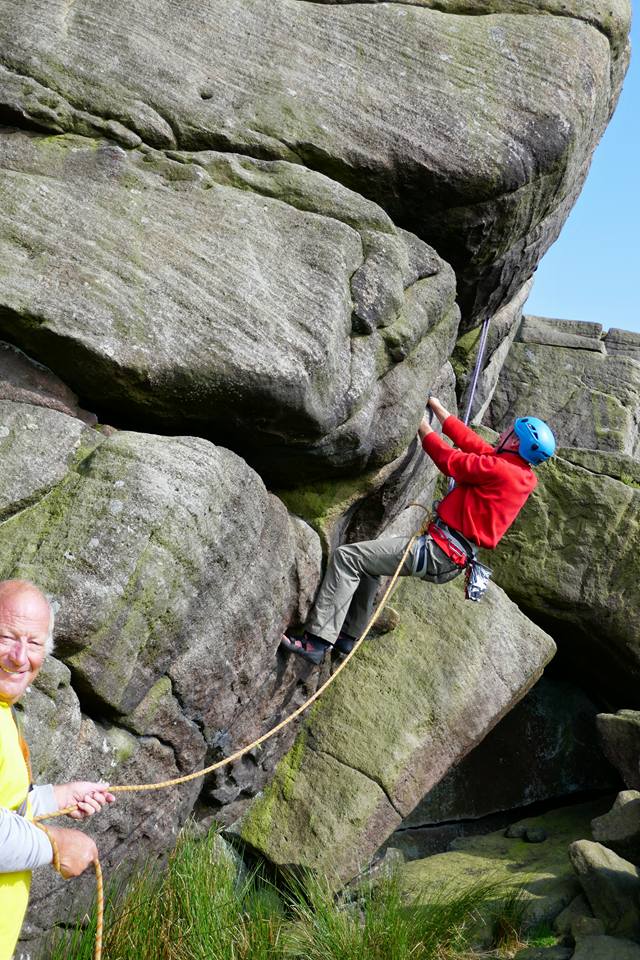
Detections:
[572, 936, 640, 960]
[569, 840, 640, 939]
[400, 801, 609, 927]
[489, 447, 640, 704]
[487, 317, 640, 457]
[519, 315, 605, 352]
[276, 363, 458, 557]
[400, 677, 616, 830]
[0, 395, 329, 937]
[515, 948, 572, 960]
[553, 893, 594, 936]
[236, 575, 555, 883]
[343, 362, 459, 545]
[606, 328, 640, 361]
[0, 341, 95, 423]
[592, 791, 640, 864]
[0, 422, 302, 720]
[0, 0, 630, 324]
[597, 711, 640, 790]
[572, 915, 606, 938]
[0, 130, 458, 483]
[0, 399, 98, 522]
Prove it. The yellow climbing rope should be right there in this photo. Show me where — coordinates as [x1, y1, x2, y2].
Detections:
[34, 523, 426, 960]
[34, 823, 104, 960]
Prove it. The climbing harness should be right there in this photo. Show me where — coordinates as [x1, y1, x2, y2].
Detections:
[32, 318, 496, 959]
[428, 514, 493, 602]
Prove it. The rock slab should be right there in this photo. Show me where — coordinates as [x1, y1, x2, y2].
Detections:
[569, 839, 640, 939]
[0, 130, 458, 482]
[487, 316, 640, 457]
[597, 711, 640, 789]
[0, 0, 630, 322]
[592, 791, 640, 865]
[237, 575, 555, 883]
[489, 448, 640, 704]
[400, 801, 608, 927]
[572, 936, 640, 960]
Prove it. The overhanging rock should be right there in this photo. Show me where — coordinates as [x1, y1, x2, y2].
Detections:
[0, 0, 630, 324]
[0, 131, 458, 482]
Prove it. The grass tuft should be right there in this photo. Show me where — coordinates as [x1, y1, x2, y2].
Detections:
[42, 825, 536, 960]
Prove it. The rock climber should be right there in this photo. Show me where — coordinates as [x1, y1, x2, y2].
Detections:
[0, 579, 115, 960]
[281, 396, 556, 664]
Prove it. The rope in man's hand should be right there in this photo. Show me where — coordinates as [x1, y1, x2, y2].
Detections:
[32, 318, 495, 959]
[32, 530, 420, 960]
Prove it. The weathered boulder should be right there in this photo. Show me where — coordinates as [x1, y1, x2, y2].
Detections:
[399, 801, 609, 927]
[605, 328, 640, 361]
[572, 936, 640, 960]
[0, 412, 303, 721]
[399, 678, 617, 831]
[0, 0, 630, 323]
[236, 575, 555, 883]
[489, 447, 640, 704]
[554, 893, 595, 937]
[487, 317, 640, 457]
[569, 840, 640, 939]
[0, 341, 94, 424]
[592, 791, 640, 864]
[597, 711, 640, 789]
[0, 130, 458, 483]
[0, 396, 329, 937]
[0, 399, 97, 521]
[572, 915, 606, 939]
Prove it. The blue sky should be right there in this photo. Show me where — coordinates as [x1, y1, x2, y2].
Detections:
[525, 7, 639, 334]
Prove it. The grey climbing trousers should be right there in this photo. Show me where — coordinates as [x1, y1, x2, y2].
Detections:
[305, 534, 462, 645]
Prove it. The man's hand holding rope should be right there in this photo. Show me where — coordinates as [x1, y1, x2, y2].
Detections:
[52, 781, 115, 820]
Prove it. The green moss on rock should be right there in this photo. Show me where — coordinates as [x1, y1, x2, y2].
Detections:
[399, 799, 612, 927]
[240, 730, 308, 851]
[237, 576, 554, 883]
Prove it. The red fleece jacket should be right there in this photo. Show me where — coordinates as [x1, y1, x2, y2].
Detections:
[422, 416, 537, 550]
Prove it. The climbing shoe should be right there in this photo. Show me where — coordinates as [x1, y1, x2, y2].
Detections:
[280, 631, 329, 665]
[334, 631, 357, 655]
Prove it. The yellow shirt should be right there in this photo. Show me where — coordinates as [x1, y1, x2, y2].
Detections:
[0, 702, 32, 960]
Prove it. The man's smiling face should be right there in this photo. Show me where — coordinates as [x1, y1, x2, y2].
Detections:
[0, 583, 51, 706]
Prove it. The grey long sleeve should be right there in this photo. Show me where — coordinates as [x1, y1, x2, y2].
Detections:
[29, 784, 57, 818]
[0, 787, 56, 872]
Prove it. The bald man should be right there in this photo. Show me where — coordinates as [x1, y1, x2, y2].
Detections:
[0, 580, 115, 960]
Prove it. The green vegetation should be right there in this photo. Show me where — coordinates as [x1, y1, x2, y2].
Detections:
[526, 921, 558, 948]
[43, 823, 556, 960]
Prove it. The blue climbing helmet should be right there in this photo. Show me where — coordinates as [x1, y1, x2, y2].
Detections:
[513, 417, 556, 466]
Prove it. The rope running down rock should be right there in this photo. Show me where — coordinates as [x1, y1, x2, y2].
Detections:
[32, 318, 493, 960]
[33, 528, 424, 959]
